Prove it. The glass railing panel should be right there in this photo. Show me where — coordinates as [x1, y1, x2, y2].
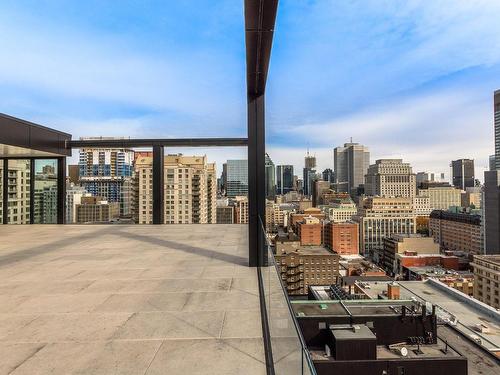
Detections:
[259, 217, 316, 375]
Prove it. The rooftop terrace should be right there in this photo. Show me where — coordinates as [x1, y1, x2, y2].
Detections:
[0, 225, 267, 374]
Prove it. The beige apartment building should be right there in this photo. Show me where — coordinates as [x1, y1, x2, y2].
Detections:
[265, 201, 288, 231]
[418, 186, 462, 211]
[135, 155, 216, 224]
[429, 210, 481, 255]
[354, 197, 416, 258]
[365, 159, 417, 198]
[471, 255, 500, 309]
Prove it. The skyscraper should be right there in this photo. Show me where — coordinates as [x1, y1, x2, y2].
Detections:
[451, 159, 475, 190]
[225, 160, 248, 197]
[265, 153, 275, 199]
[78, 139, 135, 216]
[276, 165, 294, 195]
[489, 155, 497, 172]
[484, 170, 500, 254]
[334, 142, 370, 195]
[365, 159, 416, 198]
[495, 90, 500, 170]
[303, 151, 317, 197]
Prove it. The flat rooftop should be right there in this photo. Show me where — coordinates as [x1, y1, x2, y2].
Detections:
[0, 225, 266, 374]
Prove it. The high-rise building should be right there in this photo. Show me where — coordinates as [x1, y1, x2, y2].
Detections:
[484, 170, 500, 254]
[265, 153, 275, 199]
[68, 164, 80, 184]
[365, 159, 416, 198]
[135, 154, 217, 224]
[32, 160, 58, 224]
[276, 165, 294, 195]
[489, 155, 496, 171]
[354, 197, 416, 259]
[78, 140, 135, 216]
[303, 151, 317, 197]
[495, 90, 500, 170]
[333, 142, 370, 195]
[226, 160, 248, 197]
[451, 159, 475, 190]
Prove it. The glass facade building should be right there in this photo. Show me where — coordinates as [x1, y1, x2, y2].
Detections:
[226, 159, 248, 197]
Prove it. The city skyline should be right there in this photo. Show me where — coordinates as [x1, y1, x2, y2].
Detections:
[1, 1, 499, 180]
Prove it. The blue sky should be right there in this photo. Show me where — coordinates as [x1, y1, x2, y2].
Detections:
[1, 0, 500, 180]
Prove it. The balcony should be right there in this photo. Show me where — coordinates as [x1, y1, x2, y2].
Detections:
[0, 224, 269, 374]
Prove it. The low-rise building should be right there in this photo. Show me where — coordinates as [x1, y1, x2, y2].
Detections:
[290, 207, 326, 227]
[275, 245, 340, 295]
[296, 216, 322, 246]
[319, 196, 357, 223]
[75, 196, 119, 223]
[381, 234, 440, 275]
[429, 210, 481, 255]
[323, 221, 359, 255]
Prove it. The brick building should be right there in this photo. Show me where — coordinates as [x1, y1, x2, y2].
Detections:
[323, 221, 359, 255]
[296, 216, 322, 246]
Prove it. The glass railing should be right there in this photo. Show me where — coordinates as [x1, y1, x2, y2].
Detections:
[259, 217, 316, 375]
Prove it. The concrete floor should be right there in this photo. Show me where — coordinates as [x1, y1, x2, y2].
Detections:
[0, 225, 266, 375]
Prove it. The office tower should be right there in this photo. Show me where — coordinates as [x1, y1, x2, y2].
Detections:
[429, 210, 482, 255]
[322, 168, 334, 183]
[234, 195, 249, 224]
[78, 140, 135, 216]
[333, 142, 370, 195]
[489, 155, 497, 171]
[135, 154, 217, 224]
[66, 185, 89, 223]
[451, 159, 475, 190]
[495, 90, 500, 170]
[472, 255, 500, 309]
[265, 153, 275, 199]
[365, 159, 416, 198]
[484, 171, 500, 254]
[354, 197, 416, 258]
[276, 165, 294, 195]
[225, 159, 248, 197]
[76, 196, 120, 223]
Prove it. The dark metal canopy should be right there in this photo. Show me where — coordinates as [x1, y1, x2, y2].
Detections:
[68, 137, 248, 149]
[0, 113, 71, 157]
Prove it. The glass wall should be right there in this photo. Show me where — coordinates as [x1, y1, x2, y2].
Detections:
[7, 160, 31, 224]
[33, 159, 58, 224]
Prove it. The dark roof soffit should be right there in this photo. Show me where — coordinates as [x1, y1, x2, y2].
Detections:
[245, 0, 278, 97]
